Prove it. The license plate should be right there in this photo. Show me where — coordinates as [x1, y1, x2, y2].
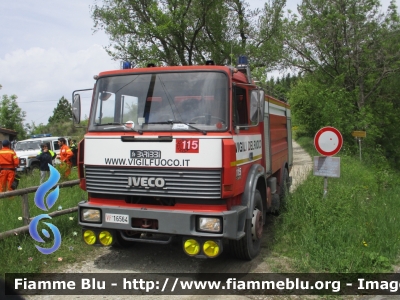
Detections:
[131, 150, 161, 159]
[105, 213, 129, 224]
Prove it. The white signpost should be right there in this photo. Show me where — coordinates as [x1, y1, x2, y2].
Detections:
[314, 127, 343, 198]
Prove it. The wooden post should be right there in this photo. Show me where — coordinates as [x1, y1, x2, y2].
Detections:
[22, 194, 30, 225]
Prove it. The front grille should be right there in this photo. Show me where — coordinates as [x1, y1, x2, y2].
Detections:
[85, 166, 221, 199]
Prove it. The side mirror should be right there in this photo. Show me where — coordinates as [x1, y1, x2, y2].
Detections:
[72, 94, 81, 124]
[259, 90, 265, 119]
[250, 90, 261, 125]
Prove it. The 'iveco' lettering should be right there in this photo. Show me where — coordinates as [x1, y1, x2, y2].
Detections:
[128, 177, 165, 188]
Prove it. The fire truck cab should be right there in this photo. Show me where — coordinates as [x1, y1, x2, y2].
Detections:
[73, 57, 293, 260]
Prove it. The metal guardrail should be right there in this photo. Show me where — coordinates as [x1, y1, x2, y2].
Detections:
[0, 179, 80, 240]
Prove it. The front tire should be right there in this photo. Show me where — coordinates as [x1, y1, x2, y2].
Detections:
[230, 190, 264, 260]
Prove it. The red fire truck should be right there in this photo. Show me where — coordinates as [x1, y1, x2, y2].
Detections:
[73, 56, 293, 260]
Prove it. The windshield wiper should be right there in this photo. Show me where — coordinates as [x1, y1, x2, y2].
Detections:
[95, 122, 143, 134]
[95, 122, 123, 126]
[146, 120, 207, 135]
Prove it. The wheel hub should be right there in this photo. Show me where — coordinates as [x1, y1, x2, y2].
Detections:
[251, 208, 263, 241]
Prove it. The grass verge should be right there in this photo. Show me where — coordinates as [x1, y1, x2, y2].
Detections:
[271, 136, 400, 272]
[0, 169, 96, 276]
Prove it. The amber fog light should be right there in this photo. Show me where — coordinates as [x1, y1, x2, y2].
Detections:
[183, 239, 200, 256]
[203, 240, 220, 258]
[99, 231, 113, 246]
[83, 230, 96, 245]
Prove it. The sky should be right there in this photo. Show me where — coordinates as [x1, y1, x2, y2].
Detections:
[0, 0, 398, 127]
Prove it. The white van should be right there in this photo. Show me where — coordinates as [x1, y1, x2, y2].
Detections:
[14, 136, 70, 172]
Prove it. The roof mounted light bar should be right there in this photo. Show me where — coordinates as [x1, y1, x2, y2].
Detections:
[121, 61, 134, 69]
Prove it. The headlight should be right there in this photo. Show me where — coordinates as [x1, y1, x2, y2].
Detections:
[81, 209, 101, 223]
[19, 158, 26, 166]
[197, 217, 222, 233]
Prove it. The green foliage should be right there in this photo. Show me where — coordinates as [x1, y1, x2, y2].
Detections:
[91, 0, 285, 68]
[48, 96, 72, 124]
[273, 137, 400, 272]
[26, 119, 88, 142]
[288, 75, 356, 145]
[93, 0, 224, 65]
[46, 121, 86, 141]
[258, 73, 299, 102]
[25, 122, 49, 137]
[366, 73, 400, 168]
[0, 93, 27, 140]
[283, 0, 400, 168]
[246, 0, 286, 70]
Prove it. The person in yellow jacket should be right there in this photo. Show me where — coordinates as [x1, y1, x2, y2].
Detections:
[0, 140, 19, 192]
[69, 138, 78, 166]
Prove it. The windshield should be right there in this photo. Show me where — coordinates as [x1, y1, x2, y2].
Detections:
[88, 71, 228, 132]
[15, 140, 42, 151]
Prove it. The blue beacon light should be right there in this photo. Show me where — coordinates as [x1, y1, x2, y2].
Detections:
[121, 61, 132, 69]
[238, 55, 248, 65]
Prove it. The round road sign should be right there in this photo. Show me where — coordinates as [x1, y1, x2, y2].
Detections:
[314, 126, 343, 156]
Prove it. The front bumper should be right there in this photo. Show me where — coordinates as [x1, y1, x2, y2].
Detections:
[78, 201, 246, 240]
[17, 166, 26, 172]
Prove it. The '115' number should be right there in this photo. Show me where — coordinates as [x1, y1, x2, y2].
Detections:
[176, 139, 199, 153]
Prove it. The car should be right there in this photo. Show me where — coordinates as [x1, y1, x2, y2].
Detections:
[14, 136, 70, 172]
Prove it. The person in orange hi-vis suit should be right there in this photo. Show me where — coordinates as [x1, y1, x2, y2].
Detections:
[0, 140, 19, 192]
[56, 138, 73, 177]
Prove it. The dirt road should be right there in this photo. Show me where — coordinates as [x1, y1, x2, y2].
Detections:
[24, 141, 313, 300]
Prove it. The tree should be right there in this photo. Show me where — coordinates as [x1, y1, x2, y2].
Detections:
[247, 0, 286, 69]
[25, 121, 50, 136]
[284, 0, 400, 166]
[48, 96, 72, 124]
[0, 86, 27, 140]
[282, 0, 400, 109]
[91, 0, 286, 68]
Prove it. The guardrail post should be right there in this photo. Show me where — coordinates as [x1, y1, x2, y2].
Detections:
[22, 194, 30, 225]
